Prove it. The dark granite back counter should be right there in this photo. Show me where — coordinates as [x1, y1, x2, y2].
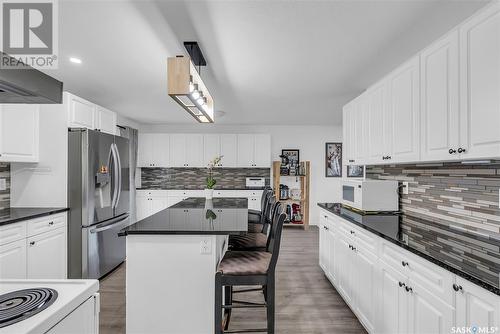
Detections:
[318, 203, 500, 296]
[0, 207, 69, 227]
[120, 198, 249, 236]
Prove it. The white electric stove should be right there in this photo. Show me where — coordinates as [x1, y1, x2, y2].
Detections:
[0, 280, 99, 334]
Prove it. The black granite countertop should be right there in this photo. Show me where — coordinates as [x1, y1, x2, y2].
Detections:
[120, 198, 249, 236]
[318, 203, 500, 296]
[0, 207, 69, 227]
[136, 187, 266, 191]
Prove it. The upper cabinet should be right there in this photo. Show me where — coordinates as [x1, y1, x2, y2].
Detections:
[66, 92, 117, 135]
[203, 134, 238, 167]
[138, 133, 169, 167]
[169, 134, 204, 168]
[237, 134, 271, 168]
[0, 104, 39, 163]
[459, 3, 500, 160]
[343, 2, 499, 165]
[420, 31, 460, 162]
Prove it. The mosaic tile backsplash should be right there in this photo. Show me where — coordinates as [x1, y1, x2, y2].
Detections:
[140, 168, 270, 190]
[0, 163, 10, 211]
[367, 162, 500, 288]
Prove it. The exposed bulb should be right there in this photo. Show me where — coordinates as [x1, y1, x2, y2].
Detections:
[191, 90, 200, 99]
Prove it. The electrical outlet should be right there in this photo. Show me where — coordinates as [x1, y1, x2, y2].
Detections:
[402, 182, 409, 195]
[200, 239, 212, 254]
[0, 179, 6, 191]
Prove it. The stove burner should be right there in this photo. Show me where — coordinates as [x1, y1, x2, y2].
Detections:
[0, 288, 58, 328]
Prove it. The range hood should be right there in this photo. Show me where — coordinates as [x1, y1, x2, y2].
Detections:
[0, 52, 63, 104]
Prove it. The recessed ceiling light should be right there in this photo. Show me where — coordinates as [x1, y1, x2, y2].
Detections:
[69, 57, 82, 64]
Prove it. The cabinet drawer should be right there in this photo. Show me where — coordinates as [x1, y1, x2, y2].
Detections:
[352, 225, 378, 255]
[380, 240, 408, 275]
[0, 221, 27, 245]
[136, 190, 150, 198]
[27, 213, 66, 237]
[149, 190, 169, 198]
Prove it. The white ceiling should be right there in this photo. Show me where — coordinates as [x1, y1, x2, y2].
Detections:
[48, 0, 488, 125]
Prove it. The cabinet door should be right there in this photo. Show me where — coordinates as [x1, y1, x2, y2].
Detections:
[153, 134, 170, 167]
[343, 103, 355, 164]
[203, 134, 220, 167]
[46, 295, 98, 334]
[27, 227, 66, 279]
[367, 81, 389, 164]
[220, 134, 238, 167]
[186, 134, 204, 168]
[318, 215, 329, 273]
[138, 133, 154, 167]
[151, 196, 169, 215]
[335, 234, 354, 305]
[354, 95, 369, 164]
[0, 104, 39, 162]
[327, 227, 337, 284]
[170, 134, 187, 167]
[459, 3, 500, 160]
[237, 134, 255, 167]
[167, 196, 185, 208]
[420, 31, 460, 162]
[0, 239, 26, 279]
[387, 57, 420, 164]
[96, 107, 117, 135]
[248, 197, 260, 210]
[407, 280, 454, 334]
[378, 260, 409, 334]
[136, 195, 151, 220]
[254, 134, 271, 167]
[355, 248, 378, 333]
[455, 277, 500, 329]
[68, 94, 96, 129]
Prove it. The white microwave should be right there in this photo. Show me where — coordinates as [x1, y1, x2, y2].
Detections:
[341, 179, 399, 212]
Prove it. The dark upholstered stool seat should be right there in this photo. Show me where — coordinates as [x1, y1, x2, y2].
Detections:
[248, 223, 263, 233]
[229, 233, 267, 249]
[248, 214, 261, 224]
[218, 251, 272, 276]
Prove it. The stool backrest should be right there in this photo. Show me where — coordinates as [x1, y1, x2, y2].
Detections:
[259, 190, 274, 225]
[267, 212, 286, 273]
[260, 187, 272, 211]
[265, 202, 283, 247]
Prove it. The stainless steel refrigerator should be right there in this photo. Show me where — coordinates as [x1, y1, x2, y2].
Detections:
[68, 128, 130, 279]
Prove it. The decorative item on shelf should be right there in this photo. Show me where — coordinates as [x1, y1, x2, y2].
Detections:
[325, 142, 342, 177]
[291, 203, 302, 223]
[279, 184, 289, 200]
[279, 154, 290, 175]
[167, 43, 214, 123]
[290, 188, 301, 200]
[205, 155, 223, 199]
[347, 165, 364, 178]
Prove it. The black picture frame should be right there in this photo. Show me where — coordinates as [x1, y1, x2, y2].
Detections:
[347, 165, 364, 178]
[325, 143, 342, 177]
[281, 149, 300, 166]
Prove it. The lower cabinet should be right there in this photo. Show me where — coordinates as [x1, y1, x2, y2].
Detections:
[27, 227, 66, 279]
[0, 213, 67, 279]
[318, 208, 500, 334]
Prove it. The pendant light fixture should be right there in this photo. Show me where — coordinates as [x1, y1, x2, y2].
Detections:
[167, 42, 214, 123]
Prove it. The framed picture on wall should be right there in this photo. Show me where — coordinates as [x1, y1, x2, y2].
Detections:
[325, 143, 342, 177]
[347, 165, 364, 178]
[281, 149, 300, 166]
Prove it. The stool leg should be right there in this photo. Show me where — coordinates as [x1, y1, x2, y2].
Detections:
[215, 273, 223, 334]
[224, 286, 233, 330]
[266, 279, 275, 334]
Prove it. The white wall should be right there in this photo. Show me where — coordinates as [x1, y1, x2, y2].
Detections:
[140, 124, 345, 225]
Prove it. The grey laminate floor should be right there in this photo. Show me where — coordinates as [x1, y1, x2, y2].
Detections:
[99, 226, 366, 334]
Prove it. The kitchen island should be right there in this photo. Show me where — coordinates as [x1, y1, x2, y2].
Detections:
[119, 197, 248, 334]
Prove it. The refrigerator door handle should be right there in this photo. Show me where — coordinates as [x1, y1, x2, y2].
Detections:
[110, 143, 119, 209]
[113, 143, 122, 209]
[89, 214, 129, 234]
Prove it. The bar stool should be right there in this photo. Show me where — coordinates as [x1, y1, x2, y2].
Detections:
[228, 201, 282, 251]
[248, 187, 273, 217]
[248, 190, 273, 233]
[214, 212, 286, 334]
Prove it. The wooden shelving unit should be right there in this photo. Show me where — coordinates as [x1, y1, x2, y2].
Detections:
[272, 161, 310, 230]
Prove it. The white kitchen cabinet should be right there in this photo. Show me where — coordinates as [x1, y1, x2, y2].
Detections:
[96, 106, 117, 135]
[0, 104, 39, 163]
[420, 31, 460, 162]
[354, 95, 369, 164]
[170, 134, 204, 167]
[26, 227, 66, 279]
[151, 196, 169, 215]
[138, 133, 169, 167]
[387, 56, 420, 164]
[237, 134, 271, 168]
[220, 134, 238, 167]
[354, 245, 378, 333]
[0, 239, 26, 279]
[248, 196, 260, 210]
[47, 294, 99, 334]
[335, 233, 355, 306]
[455, 277, 500, 329]
[318, 215, 330, 273]
[203, 134, 220, 167]
[136, 193, 150, 221]
[67, 93, 96, 129]
[326, 223, 337, 283]
[343, 102, 356, 165]
[136, 190, 170, 220]
[459, 2, 500, 160]
[378, 260, 409, 334]
[367, 81, 389, 164]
